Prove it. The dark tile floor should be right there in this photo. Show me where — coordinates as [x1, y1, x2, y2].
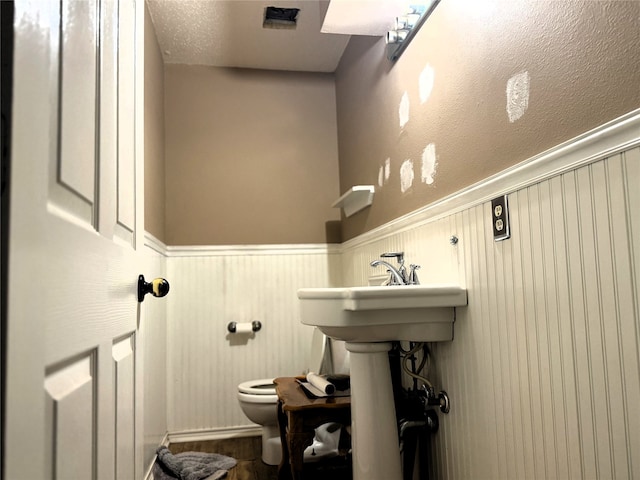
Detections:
[167, 436, 352, 480]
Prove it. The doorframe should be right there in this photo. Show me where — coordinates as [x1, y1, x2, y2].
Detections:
[1, 3, 15, 478]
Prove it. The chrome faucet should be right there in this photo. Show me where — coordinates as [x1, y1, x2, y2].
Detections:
[370, 252, 421, 285]
[370, 259, 406, 285]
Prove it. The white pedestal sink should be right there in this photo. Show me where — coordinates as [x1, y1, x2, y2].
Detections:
[297, 285, 467, 480]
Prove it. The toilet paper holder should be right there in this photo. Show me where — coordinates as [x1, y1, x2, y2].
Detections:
[227, 321, 262, 333]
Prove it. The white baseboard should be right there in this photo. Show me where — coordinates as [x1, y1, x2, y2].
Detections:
[144, 432, 170, 480]
[167, 425, 262, 444]
[144, 427, 260, 480]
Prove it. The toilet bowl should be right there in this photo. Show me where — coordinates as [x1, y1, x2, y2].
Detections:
[236, 378, 281, 465]
[237, 328, 347, 465]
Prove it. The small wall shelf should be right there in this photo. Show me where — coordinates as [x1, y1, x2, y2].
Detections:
[332, 185, 375, 217]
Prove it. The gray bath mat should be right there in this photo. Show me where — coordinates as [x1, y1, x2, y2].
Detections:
[154, 446, 237, 480]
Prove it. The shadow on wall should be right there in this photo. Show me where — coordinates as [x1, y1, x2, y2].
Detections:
[324, 220, 343, 288]
[325, 220, 342, 244]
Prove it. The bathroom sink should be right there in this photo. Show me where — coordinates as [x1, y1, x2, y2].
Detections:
[299, 284, 468, 479]
[297, 285, 467, 342]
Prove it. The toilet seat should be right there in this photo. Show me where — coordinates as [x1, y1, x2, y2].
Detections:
[238, 378, 277, 395]
[237, 378, 278, 405]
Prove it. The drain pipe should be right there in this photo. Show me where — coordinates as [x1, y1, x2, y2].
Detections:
[399, 419, 424, 480]
[399, 411, 439, 480]
[399, 410, 438, 446]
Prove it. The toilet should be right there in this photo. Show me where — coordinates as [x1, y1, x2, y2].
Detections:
[237, 328, 347, 465]
[236, 378, 282, 465]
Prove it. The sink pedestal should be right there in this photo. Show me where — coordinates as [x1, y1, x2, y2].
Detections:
[346, 342, 402, 480]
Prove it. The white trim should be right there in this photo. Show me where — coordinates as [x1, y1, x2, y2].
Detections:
[144, 432, 170, 480]
[146, 110, 640, 255]
[343, 108, 640, 250]
[166, 243, 342, 257]
[167, 425, 262, 444]
[332, 185, 375, 217]
[144, 231, 168, 256]
[144, 428, 260, 479]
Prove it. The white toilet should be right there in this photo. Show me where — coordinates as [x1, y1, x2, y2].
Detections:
[237, 328, 347, 465]
[236, 378, 282, 465]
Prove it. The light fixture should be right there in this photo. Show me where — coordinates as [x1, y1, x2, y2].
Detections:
[386, 1, 441, 61]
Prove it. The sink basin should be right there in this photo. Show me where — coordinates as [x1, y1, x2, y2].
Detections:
[298, 285, 467, 343]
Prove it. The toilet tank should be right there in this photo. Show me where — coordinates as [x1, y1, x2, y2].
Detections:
[307, 327, 350, 375]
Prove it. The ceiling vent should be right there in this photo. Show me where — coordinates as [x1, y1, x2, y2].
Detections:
[263, 6, 300, 29]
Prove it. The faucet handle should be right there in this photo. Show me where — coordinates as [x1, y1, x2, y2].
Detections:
[408, 264, 421, 285]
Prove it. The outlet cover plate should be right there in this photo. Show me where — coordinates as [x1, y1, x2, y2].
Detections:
[491, 195, 510, 241]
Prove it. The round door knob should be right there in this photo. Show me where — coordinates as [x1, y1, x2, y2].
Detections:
[137, 275, 170, 302]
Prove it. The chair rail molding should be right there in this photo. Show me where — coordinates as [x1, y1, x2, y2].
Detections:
[342, 108, 640, 250]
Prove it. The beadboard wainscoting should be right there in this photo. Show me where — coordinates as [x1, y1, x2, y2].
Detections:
[164, 245, 342, 434]
[340, 145, 640, 476]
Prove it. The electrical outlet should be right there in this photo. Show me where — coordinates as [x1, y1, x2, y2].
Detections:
[491, 195, 510, 241]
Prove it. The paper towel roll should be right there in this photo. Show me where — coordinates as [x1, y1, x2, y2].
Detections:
[306, 372, 336, 395]
[234, 322, 253, 334]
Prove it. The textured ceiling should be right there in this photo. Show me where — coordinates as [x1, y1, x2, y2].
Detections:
[146, 0, 353, 72]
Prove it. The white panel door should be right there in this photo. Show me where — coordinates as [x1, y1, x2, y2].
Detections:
[5, 1, 145, 479]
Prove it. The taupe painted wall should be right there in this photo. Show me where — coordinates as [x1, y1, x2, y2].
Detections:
[335, 0, 640, 241]
[164, 66, 341, 245]
[144, 4, 166, 242]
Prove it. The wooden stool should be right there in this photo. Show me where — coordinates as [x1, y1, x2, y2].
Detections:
[274, 376, 351, 480]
